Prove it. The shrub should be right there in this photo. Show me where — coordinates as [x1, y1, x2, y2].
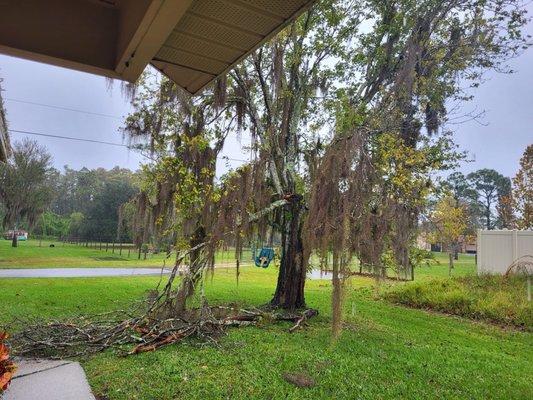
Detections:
[0, 332, 17, 393]
[384, 275, 533, 330]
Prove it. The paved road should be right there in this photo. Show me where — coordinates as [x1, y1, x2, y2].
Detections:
[0, 267, 331, 279]
[0, 267, 169, 278]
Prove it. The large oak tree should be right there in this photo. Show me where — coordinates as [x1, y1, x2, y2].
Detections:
[0, 139, 55, 246]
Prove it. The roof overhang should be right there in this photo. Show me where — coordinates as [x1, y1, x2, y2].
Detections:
[0, 0, 316, 95]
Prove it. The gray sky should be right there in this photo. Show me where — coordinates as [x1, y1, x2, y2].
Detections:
[0, 57, 249, 175]
[1, 17, 532, 178]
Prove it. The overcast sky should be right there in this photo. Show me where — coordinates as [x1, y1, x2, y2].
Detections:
[0, 15, 532, 179]
[0, 58, 250, 175]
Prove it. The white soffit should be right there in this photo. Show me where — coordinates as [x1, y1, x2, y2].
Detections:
[0, 0, 316, 95]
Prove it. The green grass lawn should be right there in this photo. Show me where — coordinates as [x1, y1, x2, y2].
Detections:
[1, 263, 532, 399]
[1, 239, 474, 280]
[0, 239, 166, 268]
[413, 252, 477, 280]
[0, 239, 254, 269]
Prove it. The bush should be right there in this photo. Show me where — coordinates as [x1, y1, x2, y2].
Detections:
[0, 332, 16, 393]
[384, 275, 533, 330]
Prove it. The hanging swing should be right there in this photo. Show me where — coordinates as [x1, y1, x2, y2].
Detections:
[253, 222, 276, 268]
[254, 247, 275, 268]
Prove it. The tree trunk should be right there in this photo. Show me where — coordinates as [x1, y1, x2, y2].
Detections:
[448, 250, 454, 276]
[11, 232, 18, 248]
[331, 251, 343, 339]
[174, 225, 206, 314]
[270, 198, 306, 310]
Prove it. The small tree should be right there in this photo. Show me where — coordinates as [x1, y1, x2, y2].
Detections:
[121, 72, 233, 313]
[513, 144, 532, 229]
[68, 212, 85, 239]
[0, 139, 55, 247]
[444, 172, 481, 258]
[497, 190, 516, 229]
[446, 172, 482, 228]
[430, 195, 467, 276]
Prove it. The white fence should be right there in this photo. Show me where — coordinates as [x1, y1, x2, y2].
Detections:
[477, 230, 533, 274]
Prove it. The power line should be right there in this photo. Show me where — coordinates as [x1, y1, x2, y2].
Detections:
[5, 98, 123, 120]
[5, 98, 249, 163]
[10, 129, 128, 147]
[9, 128, 248, 163]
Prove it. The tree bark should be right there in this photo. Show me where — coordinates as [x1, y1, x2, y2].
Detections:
[485, 201, 492, 230]
[331, 251, 343, 339]
[174, 225, 206, 314]
[448, 249, 454, 276]
[270, 197, 307, 310]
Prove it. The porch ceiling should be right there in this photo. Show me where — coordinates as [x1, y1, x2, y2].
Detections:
[0, 0, 315, 95]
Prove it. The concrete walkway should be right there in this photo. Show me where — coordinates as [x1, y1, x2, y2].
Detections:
[4, 358, 95, 400]
[0, 267, 169, 278]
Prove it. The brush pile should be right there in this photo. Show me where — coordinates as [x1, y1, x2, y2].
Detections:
[9, 300, 317, 359]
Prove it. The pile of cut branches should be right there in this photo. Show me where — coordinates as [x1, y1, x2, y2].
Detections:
[9, 243, 318, 359]
[9, 301, 318, 359]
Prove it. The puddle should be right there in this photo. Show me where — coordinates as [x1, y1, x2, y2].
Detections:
[0, 268, 169, 278]
[307, 269, 334, 280]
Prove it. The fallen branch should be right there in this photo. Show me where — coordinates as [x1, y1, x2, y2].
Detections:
[288, 309, 319, 333]
[10, 305, 319, 358]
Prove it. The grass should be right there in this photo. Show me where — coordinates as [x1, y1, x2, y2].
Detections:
[0, 239, 165, 268]
[383, 274, 533, 330]
[1, 263, 532, 399]
[1, 239, 474, 279]
[0, 239, 254, 269]
[413, 252, 477, 280]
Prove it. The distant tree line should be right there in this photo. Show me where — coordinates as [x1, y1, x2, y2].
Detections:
[0, 139, 140, 243]
[442, 144, 532, 234]
[38, 166, 139, 241]
[417, 144, 532, 275]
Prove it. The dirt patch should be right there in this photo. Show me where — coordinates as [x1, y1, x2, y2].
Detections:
[282, 372, 315, 388]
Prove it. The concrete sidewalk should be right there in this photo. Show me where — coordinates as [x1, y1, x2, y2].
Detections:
[4, 358, 95, 400]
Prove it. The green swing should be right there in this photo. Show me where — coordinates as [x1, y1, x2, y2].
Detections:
[253, 227, 275, 268]
[254, 247, 275, 268]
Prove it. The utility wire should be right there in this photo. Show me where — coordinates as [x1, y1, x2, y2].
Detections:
[9, 129, 248, 163]
[10, 129, 128, 147]
[5, 98, 249, 163]
[5, 98, 123, 120]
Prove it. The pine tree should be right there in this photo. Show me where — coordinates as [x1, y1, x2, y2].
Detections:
[513, 145, 533, 229]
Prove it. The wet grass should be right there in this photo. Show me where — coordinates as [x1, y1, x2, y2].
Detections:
[383, 274, 533, 330]
[1, 263, 531, 399]
[0, 239, 254, 269]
